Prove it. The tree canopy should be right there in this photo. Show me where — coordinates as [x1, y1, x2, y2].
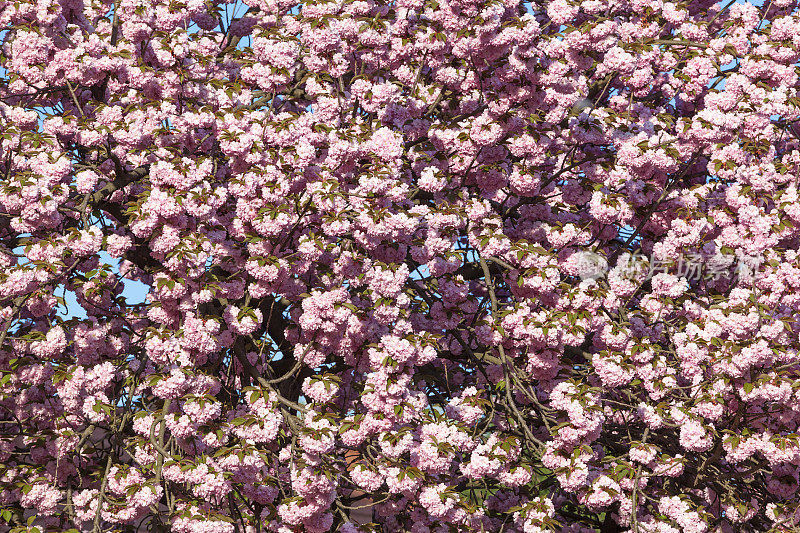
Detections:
[2, 0, 800, 531]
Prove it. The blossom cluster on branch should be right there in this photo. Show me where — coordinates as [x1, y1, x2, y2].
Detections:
[1, 0, 800, 531]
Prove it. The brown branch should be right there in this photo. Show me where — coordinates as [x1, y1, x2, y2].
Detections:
[91, 454, 113, 533]
[479, 255, 544, 453]
[152, 399, 171, 486]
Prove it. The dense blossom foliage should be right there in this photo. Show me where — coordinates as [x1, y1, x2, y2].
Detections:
[3, 0, 800, 530]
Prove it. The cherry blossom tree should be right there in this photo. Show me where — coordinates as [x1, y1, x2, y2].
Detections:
[2, 0, 800, 531]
